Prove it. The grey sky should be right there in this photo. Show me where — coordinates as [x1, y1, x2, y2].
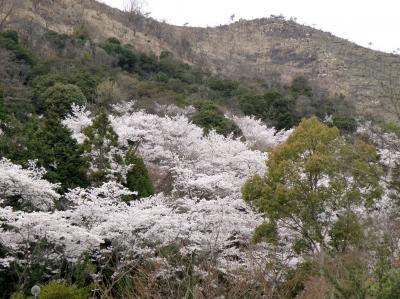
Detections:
[98, 0, 400, 53]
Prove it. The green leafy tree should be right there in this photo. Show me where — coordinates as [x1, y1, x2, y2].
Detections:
[193, 100, 241, 136]
[239, 91, 297, 129]
[242, 117, 383, 255]
[41, 83, 87, 117]
[124, 147, 154, 200]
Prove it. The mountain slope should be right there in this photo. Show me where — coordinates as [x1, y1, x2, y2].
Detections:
[6, 0, 400, 119]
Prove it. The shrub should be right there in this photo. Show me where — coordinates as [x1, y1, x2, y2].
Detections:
[42, 83, 87, 117]
[0, 31, 35, 65]
[106, 37, 121, 45]
[375, 269, 400, 299]
[39, 281, 90, 299]
[332, 114, 357, 132]
[124, 149, 155, 200]
[239, 91, 297, 129]
[154, 71, 169, 83]
[382, 121, 400, 137]
[290, 76, 313, 97]
[10, 292, 25, 299]
[1, 30, 18, 43]
[208, 78, 238, 97]
[193, 100, 241, 136]
[45, 31, 69, 49]
[100, 41, 139, 72]
[72, 25, 90, 41]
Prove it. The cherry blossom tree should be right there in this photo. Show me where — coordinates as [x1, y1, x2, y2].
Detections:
[0, 158, 59, 211]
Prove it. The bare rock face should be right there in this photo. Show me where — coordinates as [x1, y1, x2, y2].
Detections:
[7, 0, 400, 119]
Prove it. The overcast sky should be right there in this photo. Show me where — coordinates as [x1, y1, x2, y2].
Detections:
[98, 0, 400, 53]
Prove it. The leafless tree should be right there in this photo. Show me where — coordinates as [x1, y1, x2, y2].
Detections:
[123, 0, 148, 36]
[0, 0, 15, 31]
[123, 0, 147, 15]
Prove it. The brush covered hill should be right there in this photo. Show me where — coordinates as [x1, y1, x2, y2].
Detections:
[2, 1, 400, 298]
[5, 0, 400, 120]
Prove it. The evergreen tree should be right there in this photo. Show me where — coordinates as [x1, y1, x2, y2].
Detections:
[81, 109, 119, 185]
[30, 112, 88, 191]
[124, 147, 154, 200]
[41, 83, 87, 117]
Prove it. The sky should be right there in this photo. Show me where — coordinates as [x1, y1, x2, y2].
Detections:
[98, 0, 400, 53]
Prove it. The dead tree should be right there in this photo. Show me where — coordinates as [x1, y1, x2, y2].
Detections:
[123, 0, 148, 36]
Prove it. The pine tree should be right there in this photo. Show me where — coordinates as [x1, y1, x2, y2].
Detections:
[82, 109, 119, 185]
[124, 147, 154, 200]
[30, 112, 88, 191]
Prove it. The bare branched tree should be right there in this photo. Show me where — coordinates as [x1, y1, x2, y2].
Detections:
[0, 0, 15, 31]
[123, 0, 148, 36]
[123, 0, 147, 15]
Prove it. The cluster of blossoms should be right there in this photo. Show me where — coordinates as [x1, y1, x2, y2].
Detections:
[1, 103, 291, 271]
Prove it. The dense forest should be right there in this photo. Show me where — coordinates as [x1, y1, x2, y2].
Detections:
[1, 1, 400, 299]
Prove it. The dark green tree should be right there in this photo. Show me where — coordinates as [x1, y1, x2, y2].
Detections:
[239, 91, 297, 129]
[29, 113, 88, 191]
[193, 100, 241, 136]
[81, 109, 119, 185]
[41, 83, 87, 117]
[124, 147, 155, 200]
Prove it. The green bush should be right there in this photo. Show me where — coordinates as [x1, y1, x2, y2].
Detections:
[193, 100, 241, 136]
[39, 281, 90, 299]
[2, 30, 19, 43]
[239, 91, 297, 129]
[0, 31, 35, 65]
[124, 149, 155, 200]
[332, 114, 357, 132]
[105, 37, 121, 45]
[30, 114, 88, 191]
[100, 41, 139, 73]
[72, 25, 90, 41]
[154, 71, 169, 83]
[10, 291, 25, 299]
[375, 269, 400, 299]
[45, 31, 69, 49]
[382, 121, 400, 137]
[290, 76, 313, 97]
[41, 83, 86, 116]
[208, 78, 238, 97]
[31, 70, 99, 106]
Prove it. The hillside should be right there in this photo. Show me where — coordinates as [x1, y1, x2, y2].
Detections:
[5, 0, 400, 119]
[2, 1, 400, 298]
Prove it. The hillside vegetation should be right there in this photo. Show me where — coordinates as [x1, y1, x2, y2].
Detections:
[1, 1, 400, 299]
[5, 0, 400, 120]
